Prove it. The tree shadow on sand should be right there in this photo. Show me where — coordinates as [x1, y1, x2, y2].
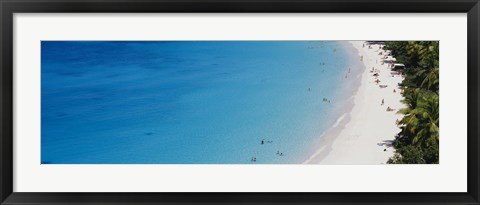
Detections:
[377, 140, 394, 148]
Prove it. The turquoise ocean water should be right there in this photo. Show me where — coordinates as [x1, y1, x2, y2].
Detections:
[41, 41, 363, 164]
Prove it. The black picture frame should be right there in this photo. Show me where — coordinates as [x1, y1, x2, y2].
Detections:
[1, 0, 479, 204]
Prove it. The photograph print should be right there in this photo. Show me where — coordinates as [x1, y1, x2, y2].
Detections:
[41, 41, 439, 164]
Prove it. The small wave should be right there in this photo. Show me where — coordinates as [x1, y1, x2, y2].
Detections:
[332, 113, 347, 128]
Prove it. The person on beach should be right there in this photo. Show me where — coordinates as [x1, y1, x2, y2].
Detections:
[381, 99, 384, 106]
[393, 89, 396, 93]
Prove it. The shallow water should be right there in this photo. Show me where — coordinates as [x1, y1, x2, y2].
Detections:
[41, 41, 363, 164]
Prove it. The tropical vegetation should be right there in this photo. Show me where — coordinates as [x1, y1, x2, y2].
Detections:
[384, 41, 439, 164]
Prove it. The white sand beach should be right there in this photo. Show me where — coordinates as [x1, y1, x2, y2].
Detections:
[305, 41, 405, 164]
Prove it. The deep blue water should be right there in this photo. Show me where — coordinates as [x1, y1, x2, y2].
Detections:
[41, 41, 363, 164]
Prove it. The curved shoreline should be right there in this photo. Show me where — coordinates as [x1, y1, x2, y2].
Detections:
[302, 41, 364, 164]
[304, 41, 404, 164]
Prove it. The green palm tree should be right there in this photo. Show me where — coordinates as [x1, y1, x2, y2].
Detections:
[398, 88, 421, 136]
[407, 42, 428, 58]
[411, 93, 439, 146]
[406, 42, 428, 68]
[420, 42, 439, 69]
[421, 67, 439, 91]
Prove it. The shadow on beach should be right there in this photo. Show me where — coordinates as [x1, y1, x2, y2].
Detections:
[377, 140, 394, 148]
